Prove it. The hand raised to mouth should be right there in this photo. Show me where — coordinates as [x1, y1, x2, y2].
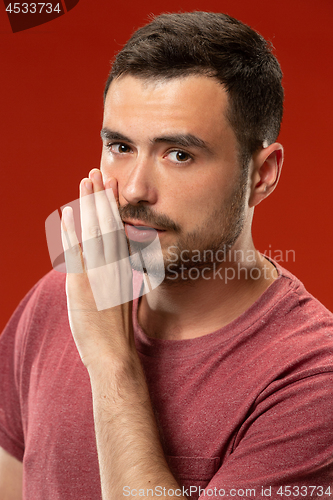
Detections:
[60, 169, 135, 368]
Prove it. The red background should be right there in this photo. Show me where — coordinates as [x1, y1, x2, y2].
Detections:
[0, 0, 332, 331]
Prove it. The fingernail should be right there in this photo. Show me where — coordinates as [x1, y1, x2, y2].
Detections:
[85, 180, 93, 192]
[62, 206, 71, 229]
[91, 169, 102, 180]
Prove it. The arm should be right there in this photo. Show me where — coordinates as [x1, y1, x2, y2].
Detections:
[0, 447, 22, 500]
[89, 353, 184, 499]
[61, 170, 185, 499]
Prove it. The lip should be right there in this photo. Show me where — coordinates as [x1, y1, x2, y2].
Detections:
[124, 222, 166, 243]
[122, 219, 166, 231]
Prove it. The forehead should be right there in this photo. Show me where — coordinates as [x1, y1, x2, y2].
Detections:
[103, 75, 235, 146]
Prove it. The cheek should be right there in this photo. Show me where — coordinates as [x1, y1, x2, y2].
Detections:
[100, 151, 110, 182]
[100, 154, 132, 207]
[167, 177, 216, 227]
[100, 151, 122, 185]
[177, 171, 240, 231]
[176, 173, 222, 210]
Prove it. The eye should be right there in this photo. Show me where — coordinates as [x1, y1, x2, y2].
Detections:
[166, 150, 193, 164]
[107, 143, 132, 154]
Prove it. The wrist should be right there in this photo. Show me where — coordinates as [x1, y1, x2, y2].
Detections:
[88, 350, 148, 403]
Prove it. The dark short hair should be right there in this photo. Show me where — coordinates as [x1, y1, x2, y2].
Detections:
[104, 12, 284, 168]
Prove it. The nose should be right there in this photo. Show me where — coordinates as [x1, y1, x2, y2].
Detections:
[121, 157, 158, 206]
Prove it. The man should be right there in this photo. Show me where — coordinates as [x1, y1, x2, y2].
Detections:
[1, 11, 333, 500]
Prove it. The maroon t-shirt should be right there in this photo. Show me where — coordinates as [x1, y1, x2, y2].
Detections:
[1, 262, 333, 499]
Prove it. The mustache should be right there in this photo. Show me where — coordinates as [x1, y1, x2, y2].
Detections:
[119, 204, 180, 233]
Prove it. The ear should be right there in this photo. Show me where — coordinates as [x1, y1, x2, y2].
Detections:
[248, 142, 284, 208]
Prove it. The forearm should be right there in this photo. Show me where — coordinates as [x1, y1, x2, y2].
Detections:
[89, 355, 186, 500]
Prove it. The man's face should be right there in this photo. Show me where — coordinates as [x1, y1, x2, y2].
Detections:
[100, 75, 250, 282]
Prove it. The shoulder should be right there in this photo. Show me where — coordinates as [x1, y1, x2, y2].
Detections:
[17, 269, 68, 326]
[0, 270, 68, 353]
[271, 260, 333, 330]
[257, 260, 333, 379]
[31, 269, 67, 305]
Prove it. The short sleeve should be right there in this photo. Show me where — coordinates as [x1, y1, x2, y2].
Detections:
[0, 282, 40, 461]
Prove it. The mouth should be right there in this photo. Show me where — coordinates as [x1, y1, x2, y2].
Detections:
[123, 221, 166, 242]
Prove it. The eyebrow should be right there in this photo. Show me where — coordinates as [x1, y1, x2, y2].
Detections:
[100, 129, 131, 143]
[100, 128, 214, 155]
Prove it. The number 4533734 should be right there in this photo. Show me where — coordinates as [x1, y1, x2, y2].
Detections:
[6, 3, 61, 14]
[276, 485, 332, 496]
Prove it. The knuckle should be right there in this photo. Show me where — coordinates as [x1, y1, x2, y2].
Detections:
[89, 225, 102, 240]
[104, 216, 117, 230]
[71, 243, 82, 256]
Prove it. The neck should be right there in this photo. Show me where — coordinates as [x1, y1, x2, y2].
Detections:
[137, 243, 278, 341]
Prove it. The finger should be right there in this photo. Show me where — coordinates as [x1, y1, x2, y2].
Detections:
[90, 169, 120, 234]
[89, 171, 127, 266]
[99, 192, 129, 266]
[80, 178, 105, 270]
[104, 177, 122, 228]
[61, 206, 84, 274]
[88, 168, 104, 192]
[103, 177, 128, 263]
[103, 178, 130, 270]
[105, 176, 119, 206]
